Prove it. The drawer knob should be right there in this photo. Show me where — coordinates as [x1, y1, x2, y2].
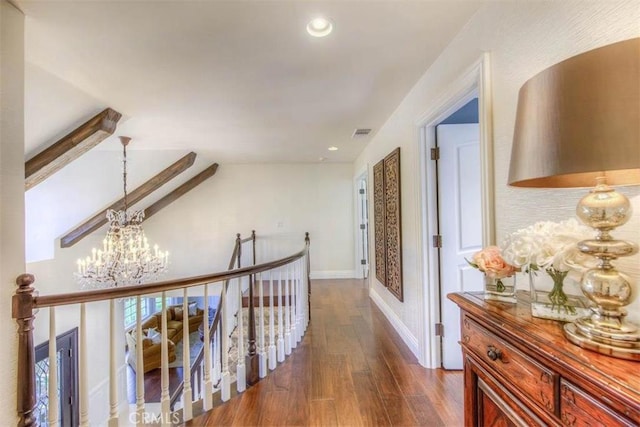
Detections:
[487, 345, 502, 361]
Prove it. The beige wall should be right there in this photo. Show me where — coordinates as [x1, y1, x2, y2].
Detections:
[0, 0, 25, 422]
[142, 162, 355, 279]
[356, 0, 640, 365]
[29, 161, 355, 283]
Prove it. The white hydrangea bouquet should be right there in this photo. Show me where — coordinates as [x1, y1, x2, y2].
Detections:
[501, 218, 596, 318]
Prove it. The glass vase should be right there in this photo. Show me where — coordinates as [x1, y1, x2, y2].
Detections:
[484, 274, 517, 303]
[529, 268, 590, 321]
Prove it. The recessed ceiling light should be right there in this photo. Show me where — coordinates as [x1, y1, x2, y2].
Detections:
[307, 17, 333, 37]
[328, 146, 338, 151]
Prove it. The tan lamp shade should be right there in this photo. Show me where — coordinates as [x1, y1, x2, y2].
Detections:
[508, 37, 640, 188]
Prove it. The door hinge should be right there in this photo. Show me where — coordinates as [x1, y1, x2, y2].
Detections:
[435, 323, 444, 337]
[432, 235, 442, 248]
[360, 224, 366, 230]
[361, 259, 367, 265]
[69, 348, 72, 358]
[430, 147, 440, 160]
[359, 188, 365, 194]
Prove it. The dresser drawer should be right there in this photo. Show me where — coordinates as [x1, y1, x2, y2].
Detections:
[560, 380, 635, 427]
[461, 314, 558, 415]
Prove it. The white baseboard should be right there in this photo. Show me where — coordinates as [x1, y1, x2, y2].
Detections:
[369, 289, 419, 357]
[310, 270, 355, 279]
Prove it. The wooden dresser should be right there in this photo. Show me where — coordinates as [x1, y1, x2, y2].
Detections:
[448, 292, 640, 427]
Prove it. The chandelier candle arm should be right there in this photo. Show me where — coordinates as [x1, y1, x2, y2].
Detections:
[75, 136, 169, 288]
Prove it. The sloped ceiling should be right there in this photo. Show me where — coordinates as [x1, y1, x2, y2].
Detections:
[20, 0, 483, 162]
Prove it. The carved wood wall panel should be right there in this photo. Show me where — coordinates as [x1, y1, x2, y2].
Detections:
[373, 160, 386, 285]
[384, 148, 403, 301]
[372, 148, 403, 302]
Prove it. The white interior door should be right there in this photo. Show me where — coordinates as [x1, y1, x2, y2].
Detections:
[358, 177, 369, 279]
[437, 123, 483, 369]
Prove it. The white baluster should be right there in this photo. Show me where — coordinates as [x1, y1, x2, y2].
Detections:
[182, 289, 193, 421]
[108, 300, 118, 427]
[258, 272, 267, 378]
[268, 270, 277, 370]
[277, 269, 285, 362]
[296, 259, 303, 342]
[304, 257, 310, 331]
[80, 303, 89, 427]
[284, 266, 292, 356]
[48, 307, 58, 427]
[220, 281, 231, 401]
[135, 297, 145, 425]
[236, 277, 246, 392]
[293, 261, 298, 343]
[203, 282, 213, 410]
[289, 262, 298, 349]
[160, 292, 170, 426]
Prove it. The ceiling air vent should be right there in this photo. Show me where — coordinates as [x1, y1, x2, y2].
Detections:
[352, 128, 372, 138]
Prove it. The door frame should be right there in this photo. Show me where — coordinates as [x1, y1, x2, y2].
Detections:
[354, 166, 369, 280]
[35, 327, 79, 426]
[416, 53, 495, 368]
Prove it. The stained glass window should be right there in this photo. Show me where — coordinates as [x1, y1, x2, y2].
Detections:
[34, 350, 62, 424]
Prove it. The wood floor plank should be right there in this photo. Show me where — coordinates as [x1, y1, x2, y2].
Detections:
[230, 381, 268, 426]
[408, 365, 464, 426]
[311, 352, 334, 399]
[258, 390, 291, 426]
[405, 394, 446, 426]
[383, 396, 420, 426]
[309, 399, 339, 427]
[366, 354, 403, 399]
[351, 371, 391, 426]
[328, 354, 365, 427]
[284, 341, 311, 426]
[188, 393, 242, 426]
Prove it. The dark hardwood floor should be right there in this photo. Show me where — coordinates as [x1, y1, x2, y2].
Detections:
[186, 278, 464, 426]
[126, 364, 184, 403]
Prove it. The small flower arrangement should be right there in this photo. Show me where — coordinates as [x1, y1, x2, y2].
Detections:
[501, 218, 596, 315]
[467, 246, 517, 292]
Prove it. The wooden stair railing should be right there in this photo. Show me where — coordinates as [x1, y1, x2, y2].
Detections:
[12, 231, 310, 426]
[169, 231, 255, 410]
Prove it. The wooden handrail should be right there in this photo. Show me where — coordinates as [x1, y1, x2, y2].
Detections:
[32, 247, 307, 309]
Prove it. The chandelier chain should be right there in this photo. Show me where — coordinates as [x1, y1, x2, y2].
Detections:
[122, 138, 128, 215]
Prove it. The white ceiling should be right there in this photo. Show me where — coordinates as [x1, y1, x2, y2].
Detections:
[19, 0, 483, 163]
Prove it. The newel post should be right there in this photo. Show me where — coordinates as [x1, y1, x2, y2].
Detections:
[246, 271, 259, 385]
[12, 274, 37, 427]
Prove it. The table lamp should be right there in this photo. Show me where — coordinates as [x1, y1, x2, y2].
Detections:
[508, 38, 640, 360]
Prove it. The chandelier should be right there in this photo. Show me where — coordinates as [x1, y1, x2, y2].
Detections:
[75, 136, 169, 288]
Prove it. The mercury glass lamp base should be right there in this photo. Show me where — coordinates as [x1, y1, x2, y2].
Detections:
[564, 320, 640, 361]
